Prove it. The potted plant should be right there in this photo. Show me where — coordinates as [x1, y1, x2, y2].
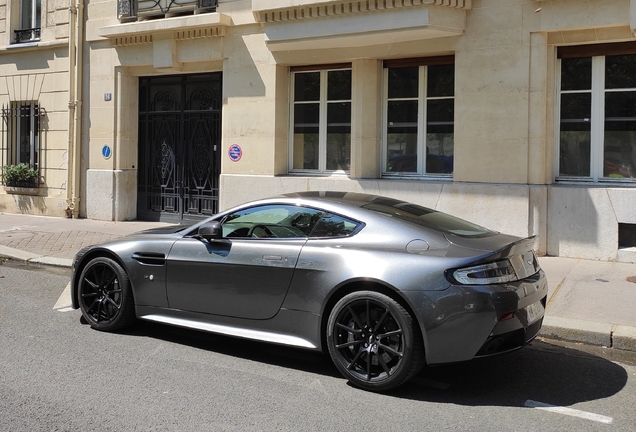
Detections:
[2, 163, 39, 188]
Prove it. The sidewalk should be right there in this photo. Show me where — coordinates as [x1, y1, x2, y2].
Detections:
[1, 212, 635, 353]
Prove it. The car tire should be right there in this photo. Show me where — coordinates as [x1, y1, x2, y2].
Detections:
[78, 257, 136, 332]
[327, 291, 424, 391]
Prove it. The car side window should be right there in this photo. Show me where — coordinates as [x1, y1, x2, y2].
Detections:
[221, 205, 324, 239]
[310, 213, 360, 238]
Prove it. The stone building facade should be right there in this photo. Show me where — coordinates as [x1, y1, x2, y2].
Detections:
[3, 0, 636, 261]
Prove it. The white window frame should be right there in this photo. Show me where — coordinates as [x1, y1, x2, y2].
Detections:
[381, 63, 454, 179]
[556, 54, 636, 183]
[288, 67, 351, 175]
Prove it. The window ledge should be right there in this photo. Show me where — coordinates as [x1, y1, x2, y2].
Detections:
[4, 185, 41, 195]
[381, 174, 453, 181]
[2, 39, 69, 52]
[7, 41, 39, 48]
[554, 179, 636, 187]
[287, 171, 350, 178]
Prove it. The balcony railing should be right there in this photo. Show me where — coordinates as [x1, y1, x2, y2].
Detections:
[13, 28, 41, 44]
[118, 0, 217, 22]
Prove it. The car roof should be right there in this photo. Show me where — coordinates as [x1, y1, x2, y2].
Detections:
[279, 191, 398, 208]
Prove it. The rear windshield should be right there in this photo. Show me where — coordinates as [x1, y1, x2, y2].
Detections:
[362, 198, 495, 238]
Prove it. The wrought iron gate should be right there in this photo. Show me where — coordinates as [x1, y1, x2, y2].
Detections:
[137, 73, 221, 223]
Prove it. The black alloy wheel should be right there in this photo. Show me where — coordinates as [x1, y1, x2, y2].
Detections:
[327, 291, 424, 391]
[78, 257, 135, 332]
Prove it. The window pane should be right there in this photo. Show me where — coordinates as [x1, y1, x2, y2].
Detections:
[294, 72, 320, 102]
[293, 103, 319, 170]
[326, 102, 351, 171]
[17, 104, 32, 164]
[33, 105, 39, 167]
[604, 91, 636, 179]
[560, 92, 591, 125]
[427, 98, 453, 127]
[388, 99, 418, 124]
[21, 2, 27, 28]
[223, 205, 323, 238]
[426, 99, 453, 174]
[386, 100, 418, 172]
[310, 213, 360, 238]
[559, 92, 591, 176]
[388, 67, 418, 99]
[35, 0, 41, 27]
[606, 54, 636, 90]
[427, 64, 454, 97]
[327, 70, 351, 101]
[21, 0, 31, 29]
[561, 58, 591, 91]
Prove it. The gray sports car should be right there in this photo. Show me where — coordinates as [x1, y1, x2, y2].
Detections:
[71, 192, 547, 391]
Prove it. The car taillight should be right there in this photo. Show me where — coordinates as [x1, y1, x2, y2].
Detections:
[452, 260, 517, 285]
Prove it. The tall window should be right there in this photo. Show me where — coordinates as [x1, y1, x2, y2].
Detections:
[383, 57, 454, 176]
[2, 102, 40, 167]
[558, 44, 636, 181]
[15, 0, 41, 43]
[290, 66, 351, 173]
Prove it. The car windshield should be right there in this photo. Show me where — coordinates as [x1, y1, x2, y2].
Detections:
[362, 198, 495, 238]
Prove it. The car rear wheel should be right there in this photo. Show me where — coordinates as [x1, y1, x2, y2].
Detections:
[327, 291, 424, 391]
[78, 257, 135, 332]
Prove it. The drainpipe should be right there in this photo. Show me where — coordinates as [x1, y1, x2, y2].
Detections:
[73, 0, 84, 219]
[66, 0, 83, 218]
[66, 0, 76, 217]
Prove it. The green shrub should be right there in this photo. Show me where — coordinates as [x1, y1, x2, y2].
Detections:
[2, 163, 39, 186]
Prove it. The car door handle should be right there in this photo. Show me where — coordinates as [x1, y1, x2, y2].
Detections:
[263, 255, 282, 261]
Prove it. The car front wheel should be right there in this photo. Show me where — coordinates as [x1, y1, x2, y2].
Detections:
[327, 291, 424, 391]
[78, 257, 135, 332]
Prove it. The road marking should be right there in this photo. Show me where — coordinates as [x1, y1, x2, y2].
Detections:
[57, 307, 75, 313]
[524, 400, 613, 424]
[54, 282, 73, 310]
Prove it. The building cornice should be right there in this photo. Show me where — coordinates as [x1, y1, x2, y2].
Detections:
[253, 0, 471, 24]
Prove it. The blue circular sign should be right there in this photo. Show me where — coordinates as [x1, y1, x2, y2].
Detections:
[228, 144, 242, 162]
[102, 145, 112, 159]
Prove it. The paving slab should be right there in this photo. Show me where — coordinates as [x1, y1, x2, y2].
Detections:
[543, 259, 636, 328]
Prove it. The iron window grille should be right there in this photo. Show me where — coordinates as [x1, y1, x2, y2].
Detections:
[1, 102, 43, 186]
[118, 0, 218, 22]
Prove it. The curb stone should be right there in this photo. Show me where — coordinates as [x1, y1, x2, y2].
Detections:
[540, 316, 636, 352]
[613, 325, 636, 351]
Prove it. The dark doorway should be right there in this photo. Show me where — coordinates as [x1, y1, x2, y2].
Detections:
[137, 73, 222, 223]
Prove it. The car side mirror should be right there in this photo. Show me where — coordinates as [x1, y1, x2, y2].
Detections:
[197, 221, 223, 241]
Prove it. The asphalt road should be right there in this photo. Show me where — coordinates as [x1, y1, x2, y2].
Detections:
[1, 261, 636, 431]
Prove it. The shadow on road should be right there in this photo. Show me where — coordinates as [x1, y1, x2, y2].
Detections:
[397, 339, 629, 406]
[116, 319, 629, 406]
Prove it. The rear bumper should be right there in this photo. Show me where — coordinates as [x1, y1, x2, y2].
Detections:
[407, 270, 548, 365]
[474, 309, 545, 357]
